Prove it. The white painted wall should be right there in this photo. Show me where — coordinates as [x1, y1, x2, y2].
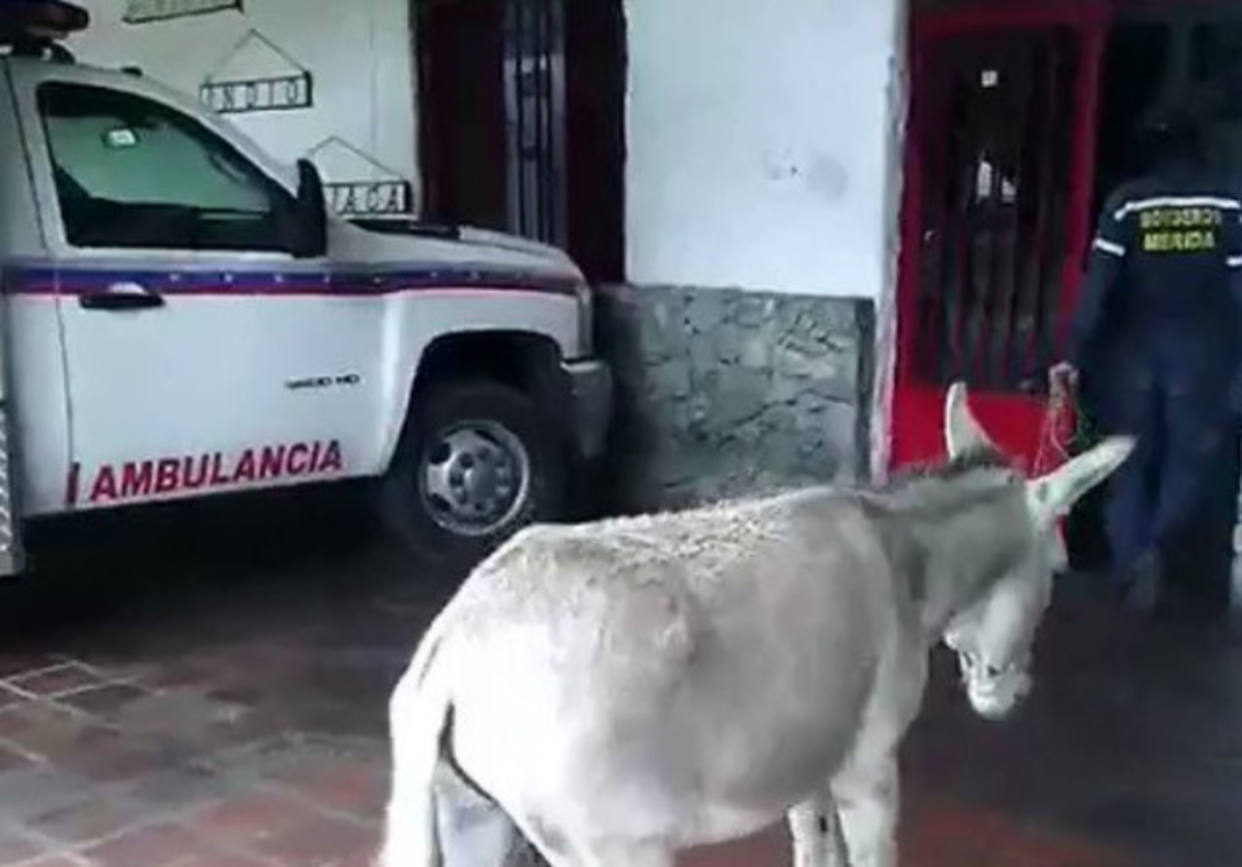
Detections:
[65, 0, 420, 212]
[624, 0, 905, 300]
[870, 0, 910, 482]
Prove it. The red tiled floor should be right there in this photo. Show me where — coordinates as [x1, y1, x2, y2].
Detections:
[0, 743, 35, 773]
[253, 815, 376, 867]
[28, 795, 151, 846]
[272, 762, 388, 822]
[901, 801, 1134, 867]
[138, 659, 227, 693]
[67, 651, 160, 685]
[79, 823, 213, 867]
[0, 710, 99, 763]
[673, 803, 1137, 867]
[57, 733, 171, 786]
[19, 721, 141, 775]
[186, 791, 321, 849]
[333, 855, 384, 867]
[0, 702, 78, 741]
[0, 684, 27, 712]
[16, 857, 89, 867]
[55, 684, 149, 717]
[0, 828, 46, 863]
[168, 854, 272, 867]
[7, 664, 108, 698]
[191, 713, 288, 756]
[0, 654, 66, 680]
[125, 765, 237, 815]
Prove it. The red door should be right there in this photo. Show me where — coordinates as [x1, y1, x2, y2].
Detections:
[892, 4, 1108, 471]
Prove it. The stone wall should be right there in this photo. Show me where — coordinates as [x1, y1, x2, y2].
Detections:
[596, 284, 874, 513]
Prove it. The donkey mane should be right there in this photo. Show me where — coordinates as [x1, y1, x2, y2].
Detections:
[851, 447, 1032, 609]
[538, 447, 1019, 550]
[478, 447, 1025, 596]
[861, 447, 1022, 517]
[882, 446, 1013, 488]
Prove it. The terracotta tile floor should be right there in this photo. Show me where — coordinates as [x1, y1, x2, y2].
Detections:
[0, 501, 1234, 865]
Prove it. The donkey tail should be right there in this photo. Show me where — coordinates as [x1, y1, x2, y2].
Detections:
[379, 610, 454, 867]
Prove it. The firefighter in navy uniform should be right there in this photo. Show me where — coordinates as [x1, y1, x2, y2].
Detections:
[1056, 108, 1242, 619]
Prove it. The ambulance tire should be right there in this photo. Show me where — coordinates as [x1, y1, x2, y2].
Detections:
[380, 378, 567, 566]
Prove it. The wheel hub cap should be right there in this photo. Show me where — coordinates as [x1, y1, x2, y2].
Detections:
[420, 422, 530, 536]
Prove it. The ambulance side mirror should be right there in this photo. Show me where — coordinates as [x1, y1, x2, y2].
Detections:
[287, 158, 327, 259]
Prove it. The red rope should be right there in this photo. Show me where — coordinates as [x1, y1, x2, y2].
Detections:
[1033, 375, 1077, 545]
[1033, 376, 1075, 476]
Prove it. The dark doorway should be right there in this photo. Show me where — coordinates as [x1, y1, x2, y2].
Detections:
[1091, 5, 1242, 229]
[414, 0, 625, 284]
[564, 0, 626, 284]
[415, 0, 509, 234]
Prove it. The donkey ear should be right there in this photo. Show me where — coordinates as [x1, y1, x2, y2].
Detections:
[944, 382, 995, 458]
[1026, 436, 1136, 525]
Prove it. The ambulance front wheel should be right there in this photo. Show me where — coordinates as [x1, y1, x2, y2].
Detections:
[379, 378, 567, 565]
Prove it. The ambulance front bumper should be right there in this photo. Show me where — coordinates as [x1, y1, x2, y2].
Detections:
[561, 358, 613, 460]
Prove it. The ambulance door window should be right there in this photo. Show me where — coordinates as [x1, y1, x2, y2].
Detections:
[35, 82, 293, 252]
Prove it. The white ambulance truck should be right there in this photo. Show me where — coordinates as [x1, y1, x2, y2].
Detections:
[0, 2, 612, 572]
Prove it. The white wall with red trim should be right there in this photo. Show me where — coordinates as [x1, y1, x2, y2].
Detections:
[64, 0, 420, 213]
[623, 0, 909, 482]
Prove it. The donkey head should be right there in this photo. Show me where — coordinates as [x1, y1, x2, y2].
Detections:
[939, 382, 1133, 720]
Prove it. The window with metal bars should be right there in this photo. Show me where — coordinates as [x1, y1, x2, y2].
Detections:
[415, 0, 623, 281]
[503, 0, 567, 248]
[913, 29, 1078, 393]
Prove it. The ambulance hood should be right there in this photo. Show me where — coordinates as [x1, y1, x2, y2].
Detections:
[328, 217, 583, 283]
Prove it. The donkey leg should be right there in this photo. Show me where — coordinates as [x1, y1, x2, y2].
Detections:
[432, 761, 526, 867]
[508, 814, 575, 867]
[788, 794, 850, 867]
[830, 753, 899, 867]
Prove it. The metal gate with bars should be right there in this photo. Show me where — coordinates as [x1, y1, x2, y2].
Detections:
[503, 0, 567, 248]
[911, 28, 1080, 395]
[417, 0, 624, 281]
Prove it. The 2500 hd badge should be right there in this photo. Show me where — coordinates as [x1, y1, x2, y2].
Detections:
[286, 373, 361, 391]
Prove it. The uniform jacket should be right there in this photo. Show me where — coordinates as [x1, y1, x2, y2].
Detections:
[1068, 167, 1242, 426]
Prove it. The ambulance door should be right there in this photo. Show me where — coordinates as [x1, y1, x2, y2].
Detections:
[16, 69, 378, 509]
[0, 59, 72, 548]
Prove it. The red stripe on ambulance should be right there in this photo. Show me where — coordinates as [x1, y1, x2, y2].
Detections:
[64, 461, 81, 507]
[86, 440, 343, 505]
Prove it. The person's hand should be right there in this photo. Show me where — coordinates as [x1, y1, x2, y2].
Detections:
[1047, 363, 1078, 411]
[1049, 361, 1078, 391]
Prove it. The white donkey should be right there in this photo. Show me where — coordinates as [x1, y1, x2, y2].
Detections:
[380, 383, 1133, 867]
